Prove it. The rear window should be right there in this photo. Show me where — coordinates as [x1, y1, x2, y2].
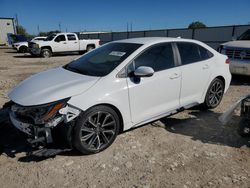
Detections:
[177, 42, 213, 65]
[67, 34, 76, 41]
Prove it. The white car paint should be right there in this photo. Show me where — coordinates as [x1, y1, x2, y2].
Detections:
[219, 30, 250, 76]
[29, 32, 100, 56]
[13, 37, 46, 52]
[9, 37, 231, 133]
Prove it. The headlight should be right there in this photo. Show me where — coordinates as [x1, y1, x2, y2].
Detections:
[11, 98, 70, 124]
[33, 43, 39, 48]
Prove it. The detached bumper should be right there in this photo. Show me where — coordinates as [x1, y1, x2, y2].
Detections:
[230, 59, 250, 76]
[9, 112, 53, 145]
[30, 48, 41, 55]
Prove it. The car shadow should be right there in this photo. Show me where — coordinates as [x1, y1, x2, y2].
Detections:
[13, 53, 81, 59]
[5, 51, 18, 54]
[1, 106, 248, 162]
[0, 107, 31, 158]
[231, 75, 250, 86]
[157, 110, 249, 148]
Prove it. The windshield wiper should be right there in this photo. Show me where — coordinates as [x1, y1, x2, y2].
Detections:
[65, 66, 83, 74]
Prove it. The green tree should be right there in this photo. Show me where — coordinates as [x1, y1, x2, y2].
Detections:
[38, 30, 60, 36]
[16, 25, 28, 35]
[188, 21, 207, 29]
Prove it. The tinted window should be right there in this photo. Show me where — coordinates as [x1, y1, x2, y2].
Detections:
[67, 34, 76, 41]
[177, 43, 212, 65]
[64, 43, 142, 77]
[54, 35, 66, 42]
[133, 43, 175, 72]
[199, 45, 213, 60]
[238, 29, 250, 40]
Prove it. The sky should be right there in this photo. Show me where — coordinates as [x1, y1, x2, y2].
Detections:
[1, 0, 250, 35]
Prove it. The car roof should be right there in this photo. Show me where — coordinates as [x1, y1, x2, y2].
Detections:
[113, 37, 198, 45]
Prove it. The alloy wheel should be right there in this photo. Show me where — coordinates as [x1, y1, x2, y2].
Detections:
[80, 111, 116, 150]
[208, 80, 224, 107]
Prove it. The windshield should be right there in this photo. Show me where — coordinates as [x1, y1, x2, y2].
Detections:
[64, 42, 142, 77]
[45, 34, 57, 41]
[238, 29, 250, 40]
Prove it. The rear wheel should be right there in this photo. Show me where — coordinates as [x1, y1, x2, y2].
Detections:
[41, 49, 52, 58]
[203, 78, 225, 109]
[19, 46, 28, 53]
[86, 45, 95, 52]
[73, 105, 120, 154]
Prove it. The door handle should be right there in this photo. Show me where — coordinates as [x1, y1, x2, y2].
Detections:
[169, 73, 180, 79]
[63, 42, 67, 44]
[203, 64, 209, 69]
[74, 42, 77, 43]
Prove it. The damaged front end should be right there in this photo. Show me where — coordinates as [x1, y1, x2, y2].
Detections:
[9, 98, 81, 149]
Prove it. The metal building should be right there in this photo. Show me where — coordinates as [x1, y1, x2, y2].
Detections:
[0, 17, 16, 45]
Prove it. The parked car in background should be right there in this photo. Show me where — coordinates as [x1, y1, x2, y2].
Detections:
[218, 29, 250, 76]
[28, 32, 100, 57]
[8, 37, 231, 154]
[13, 36, 47, 53]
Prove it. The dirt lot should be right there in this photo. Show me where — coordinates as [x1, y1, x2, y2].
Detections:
[0, 47, 250, 188]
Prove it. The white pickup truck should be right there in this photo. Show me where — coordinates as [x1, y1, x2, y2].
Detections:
[219, 29, 250, 76]
[29, 33, 100, 58]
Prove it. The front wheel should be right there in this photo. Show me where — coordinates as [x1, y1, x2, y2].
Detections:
[73, 105, 120, 154]
[18, 46, 28, 53]
[41, 49, 52, 58]
[202, 78, 225, 109]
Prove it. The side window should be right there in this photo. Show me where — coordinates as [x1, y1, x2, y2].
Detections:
[177, 42, 213, 65]
[133, 43, 175, 72]
[67, 34, 76, 41]
[199, 45, 213, 60]
[54, 35, 66, 42]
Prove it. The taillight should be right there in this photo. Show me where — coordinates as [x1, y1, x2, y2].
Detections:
[225, 58, 230, 64]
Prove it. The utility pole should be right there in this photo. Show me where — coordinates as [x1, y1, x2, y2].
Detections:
[127, 22, 129, 32]
[37, 25, 40, 35]
[59, 22, 61, 32]
[130, 22, 133, 32]
[15, 14, 19, 34]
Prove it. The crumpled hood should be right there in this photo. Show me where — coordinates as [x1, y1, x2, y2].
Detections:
[8, 67, 100, 106]
[33, 40, 51, 46]
[222, 40, 250, 48]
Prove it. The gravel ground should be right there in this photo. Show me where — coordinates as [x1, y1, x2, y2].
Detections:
[0, 47, 250, 188]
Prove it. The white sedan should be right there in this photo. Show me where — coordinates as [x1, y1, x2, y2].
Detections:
[12, 36, 46, 53]
[8, 37, 231, 154]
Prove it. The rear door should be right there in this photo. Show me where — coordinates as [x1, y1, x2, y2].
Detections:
[175, 42, 213, 106]
[126, 43, 181, 124]
[66, 34, 79, 51]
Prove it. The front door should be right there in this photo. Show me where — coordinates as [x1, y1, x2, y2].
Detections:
[126, 43, 181, 124]
[53, 34, 67, 52]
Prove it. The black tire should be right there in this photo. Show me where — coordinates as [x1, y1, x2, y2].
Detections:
[40, 48, 52, 58]
[202, 78, 225, 109]
[238, 118, 250, 137]
[73, 105, 120, 154]
[86, 45, 94, 52]
[18, 46, 28, 53]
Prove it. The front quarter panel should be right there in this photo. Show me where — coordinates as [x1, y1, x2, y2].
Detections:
[68, 71, 132, 131]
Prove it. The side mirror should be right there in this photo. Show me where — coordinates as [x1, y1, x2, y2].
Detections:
[134, 66, 154, 77]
